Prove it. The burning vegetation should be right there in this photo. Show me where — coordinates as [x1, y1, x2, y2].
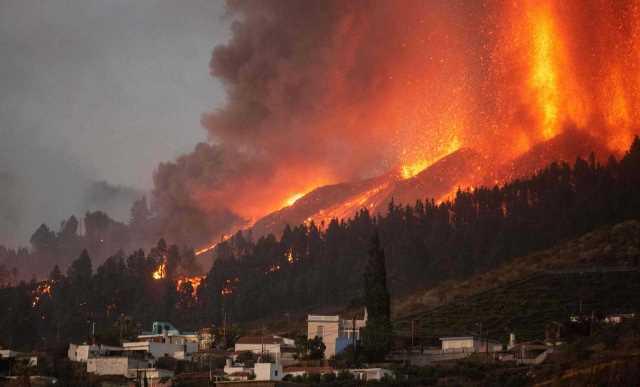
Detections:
[176, 276, 204, 298]
[152, 259, 167, 280]
[31, 280, 53, 308]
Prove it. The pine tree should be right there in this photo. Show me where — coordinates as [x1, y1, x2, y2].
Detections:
[361, 231, 392, 361]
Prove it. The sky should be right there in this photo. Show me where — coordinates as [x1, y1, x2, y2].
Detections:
[0, 0, 230, 245]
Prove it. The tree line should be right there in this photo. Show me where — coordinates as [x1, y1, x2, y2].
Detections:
[1, 138, 639, 352]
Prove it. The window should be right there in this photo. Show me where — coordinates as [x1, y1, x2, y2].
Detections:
[274, 371, 278, 376]
[316, 325, 324, 338]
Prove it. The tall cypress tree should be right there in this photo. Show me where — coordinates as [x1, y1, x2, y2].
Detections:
[361, 231, 392, 361]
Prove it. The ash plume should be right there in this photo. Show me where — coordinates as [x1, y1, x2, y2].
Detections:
[152, 0, 640, 247]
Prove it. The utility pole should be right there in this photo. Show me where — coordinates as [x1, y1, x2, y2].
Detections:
[209, 357, 212, 384]
[352, 316, 357, 364]
[261, 325, 265, 358]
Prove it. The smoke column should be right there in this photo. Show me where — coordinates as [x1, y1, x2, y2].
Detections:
[152, 0, 640, 247]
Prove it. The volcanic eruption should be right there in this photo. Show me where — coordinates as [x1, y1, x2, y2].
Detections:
[151, 0, 640, 251]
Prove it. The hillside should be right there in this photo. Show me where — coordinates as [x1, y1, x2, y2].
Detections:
[249, 130, 610, 241]
[250, 148, 485, 238]
[393, 220, 640, 342]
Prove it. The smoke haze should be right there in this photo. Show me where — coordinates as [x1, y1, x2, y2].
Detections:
[0, 0, 230, 246]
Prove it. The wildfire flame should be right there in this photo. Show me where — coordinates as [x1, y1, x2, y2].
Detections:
[176, 275, 204, 298]
[195, 234, 232, 256]
[152, 259, 167, 280]
[32, 280, 53, 308]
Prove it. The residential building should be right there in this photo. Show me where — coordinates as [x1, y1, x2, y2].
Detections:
[0, 349, 38, 369]
[255, 362, 283, 381]
[307, 309, 367, 358]
[223, 358, 253, 377]
[282, 366, 336, 378]
[282, 366, 392, 381]
[123, 340, 195, 361]
[439, 336, 502, 353]
[128, 368, 175, 387]
[234, 336, 296, 364]
[86, 356, 150, 376]
[67, 343, 123, 362]
[124, 321, 199, 361]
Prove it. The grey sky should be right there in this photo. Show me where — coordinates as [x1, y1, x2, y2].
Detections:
[0, 0, 230, 245]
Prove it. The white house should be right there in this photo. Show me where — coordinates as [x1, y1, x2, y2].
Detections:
[307, 309, 367, 358]
[223, 358, 283, 382]
[254, 362, 283, 381]
[234, 335, 296, 364]
[439, 336, 502, 353]
[123, 340, 196, 361]
[122, 321, 199, 361]
[68, 344, 123, 362]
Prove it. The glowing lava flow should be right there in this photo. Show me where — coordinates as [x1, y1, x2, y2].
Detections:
[195, 234, 232, 256]
[284, 193, 305, 207]
[400, 136, 462, 179]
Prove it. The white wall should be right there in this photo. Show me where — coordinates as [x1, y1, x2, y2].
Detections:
[255, 363, 283, 381]
[123, 341, 195, 360]
[441, 338, 475, 353]
[87, 357, 129, 376]
[441, 338, 502, 353]
[235, 343, 282, 355]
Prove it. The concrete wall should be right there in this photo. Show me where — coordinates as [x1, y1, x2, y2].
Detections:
[87, 357, 129, 376]
[235, 343, 282, 356]
[68, 344, 96, 362]
[441, 338, 502, 353]
[441, 338, 475, 352]
[124, 341, 194, 360]
[255, 363, 283, 381]
[87, 357, 150, 376]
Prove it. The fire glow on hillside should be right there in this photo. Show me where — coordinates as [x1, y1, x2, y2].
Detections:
[152, 260, 166, 280]
[176, 276, 203, 298]
[155, 0, 640, 251]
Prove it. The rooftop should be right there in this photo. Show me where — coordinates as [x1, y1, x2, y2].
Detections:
[236, 336, 285, 345]
[307, 315, 340, 322]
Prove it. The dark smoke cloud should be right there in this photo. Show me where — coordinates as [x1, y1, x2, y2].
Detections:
[152, 0, 483, 246]
[152, 0, 640, 248]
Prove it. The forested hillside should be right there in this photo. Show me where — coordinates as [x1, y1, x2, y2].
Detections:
[1, 138, 639, 351]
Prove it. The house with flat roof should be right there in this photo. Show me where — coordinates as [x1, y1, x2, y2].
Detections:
[307, 308, 367, 358]
[234, 335, 296, 364]
[439, 336, 502, 353]
[125, 321, 199, 361]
